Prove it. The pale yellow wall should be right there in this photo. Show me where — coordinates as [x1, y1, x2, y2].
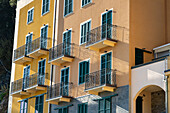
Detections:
[12, 0, 54, 112]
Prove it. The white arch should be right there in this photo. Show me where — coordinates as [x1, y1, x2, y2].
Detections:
[131, 60, 166, 113]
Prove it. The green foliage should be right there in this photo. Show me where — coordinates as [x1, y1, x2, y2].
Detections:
[0, 0, 15, 73]
[0, 92, 7, 101]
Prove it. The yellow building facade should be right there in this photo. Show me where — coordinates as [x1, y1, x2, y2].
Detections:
[8, 0, 55, 112]
[8, 0, 170, 113]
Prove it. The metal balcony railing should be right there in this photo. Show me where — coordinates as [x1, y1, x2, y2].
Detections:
[11, 78, 23, 94]
[49, 43, 75, 62]
[27, 37, 50, 55]
[85, 68, 116, 90]
[14, 45, 26, 61]
[24, 73, 48, 89]
[86, 24, 117, 47]
[46, 82, 73, 100]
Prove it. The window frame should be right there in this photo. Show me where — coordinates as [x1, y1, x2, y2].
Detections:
[98, 98, 111, 113]
[20, 99, 28, 113]
[80, 19, 91, 45]
[78, 59, 90, 85]
[35, 95, 44, 113]
[42, 0, 50, 16]
[64, 0, 73, 17]
[81, 0, 92, 8]
[27, 7, 34, 24]
[78, 103, 88, 113]
[58, 106, 69, 113]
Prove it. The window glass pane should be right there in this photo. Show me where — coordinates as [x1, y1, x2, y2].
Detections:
[40, 95, 44, 103]
[59, 109, 62, 113]
[99, 100, 104, 110]
[105, 98, 111, 109]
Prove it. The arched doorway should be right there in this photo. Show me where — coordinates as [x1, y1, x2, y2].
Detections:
[134, 85, 165, 113]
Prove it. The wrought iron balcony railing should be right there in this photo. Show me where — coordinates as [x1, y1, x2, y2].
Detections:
[46, 82, 73, 100]
[27, 37, 50, 55]
[85, 68, 116, 90]
[24, 73, 48, 90]
[49, 43, 75, 62]
[11, 78, 23, 94]
[14, 45, 26, 61]
[86, 24, 117, 47]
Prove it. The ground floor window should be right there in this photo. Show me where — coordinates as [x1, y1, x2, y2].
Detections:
[98, 98, 111, 113]
[35, 95, 44, 113]
[78, 103, 88, 113]
[20, 99, 28, 113]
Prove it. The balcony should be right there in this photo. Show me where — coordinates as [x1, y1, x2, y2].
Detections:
[13, 45, 32, 64]
[49, 43, 75, 66]
[86, 24, 118, 52]
[24, 73, 48, 93]
[27, 37, 50, 59]
[11, 78, 29, 97]
[85, 68, 116, 95]
[46, 82, 73, 105]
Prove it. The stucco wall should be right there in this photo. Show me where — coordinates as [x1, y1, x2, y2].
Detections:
[51, 85, 129, 113]
[131, 60, 166, 113]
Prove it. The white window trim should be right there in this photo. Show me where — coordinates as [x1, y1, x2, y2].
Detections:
[63, 0, 74, 17]
[81, 0, 92, 8]
[79, 19, 91, 45]
[100, 8, 113, 25]
[25, 32, 33, 44]
[41, 0, 50, 16]
[27, 7, 34, 24]
[78, 58, 90, 85]
[62, 28, 72, 43]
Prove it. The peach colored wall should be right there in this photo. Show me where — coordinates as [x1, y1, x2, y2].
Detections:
[53, 0, 130, 98]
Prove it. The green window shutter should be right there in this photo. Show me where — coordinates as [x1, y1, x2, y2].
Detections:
[35, 95, 44, 113]
[135, 48, 144, 65]
[64, 0, 73, 16]
[98, 98, 111, 113]
[82, 0, 91, 7]
[79, 60, 90, 84]
[78, 103, 88, 113]
[42, 0, 50, 15]
[80, 21, 91, 44]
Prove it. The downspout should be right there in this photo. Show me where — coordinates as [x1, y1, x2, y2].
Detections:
[49, 0, 58, 112]
[165, 57, 168, 113]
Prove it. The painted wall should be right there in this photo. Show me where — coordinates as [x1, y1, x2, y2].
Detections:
[53, 0, 130, 99]
[10, 0, 55, 112]
[131, 60, 166, 113]
[51, 85, 129, 113]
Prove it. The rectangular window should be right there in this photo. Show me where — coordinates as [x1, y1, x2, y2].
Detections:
[98, 98, 111, 113]
[41, 25, 48, 49]
[82, 0, 91, 7]
[58, 107, 68, 113]
[23, 66, 30, 89]
[20, 99, 28, 113]
[79, 60, 89, 84]
[42, 0, 50, 15]
[102, 10, 112, 39]
[38, 59, 46, 85]
[35, 95, 44, 113]
[64, 0, 73, 16]
[78, 103, 88, 113]
[135, 48, 144, 65]
[80, 20, 91, 44]
[25, 33, 32, 55]
[63, 30, 71, 55]
[27, 8, 34, 24]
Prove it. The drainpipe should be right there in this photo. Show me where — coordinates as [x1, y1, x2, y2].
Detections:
[49, 0, 58, 112]
[165, 57, 168, 113]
